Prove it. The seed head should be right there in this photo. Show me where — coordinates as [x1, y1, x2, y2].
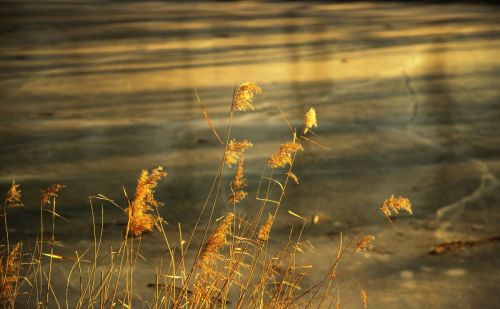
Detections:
[224, 139, 253, 167]
[268, 142, 303, 168]
[127, 166, 167, 237]
[380, 195, 412, 217]
[258, 213, 274, 242]
[303, 107, 318, 134]
[41, 184, 65, 205]
[5, 181, 22, 208]
[356, 235, 375, 252]
[234, 82, 262, 111]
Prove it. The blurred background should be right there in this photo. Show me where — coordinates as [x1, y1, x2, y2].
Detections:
[1, 1, 499, 308]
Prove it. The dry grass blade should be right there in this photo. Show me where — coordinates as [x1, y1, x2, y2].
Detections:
[361, 287, 368, 308]
[194, 87, 224, 146]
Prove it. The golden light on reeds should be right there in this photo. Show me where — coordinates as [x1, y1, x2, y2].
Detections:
[224, 139, 253, 167]
[197, 213, 235, 274]
[5, 181, 22, 208]
[127, 166, 167, 237]
[356, 235, 375, 252]
[380, 195, 412, 217]
[227, 191, 248, 204]
[0, 242, 21, 302]
[41, 184, 65, 205]
[258, 213, 274, 242]
[303, 107, 318, 134]
[234, 82, 262, 111]
[268, 142, 303, 168]
[228, 160, 248, 204]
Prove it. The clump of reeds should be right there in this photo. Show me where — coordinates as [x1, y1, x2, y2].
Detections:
[126, 166, 167, 237]
[0, 82, 416, 308]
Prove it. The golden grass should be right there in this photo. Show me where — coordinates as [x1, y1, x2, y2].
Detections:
[233, 82, 262, 111]
[268, 141, 303, 168]
[0, 242, 21, 304]
[127, 166, 167, 237]
[355, 235, 375, 253]
[0, 82, 413, 308]
[224, 139, 253, 167]
[303, 107, 318, 134]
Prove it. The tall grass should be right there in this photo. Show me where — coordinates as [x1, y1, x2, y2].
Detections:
[0, 83, 412, 308]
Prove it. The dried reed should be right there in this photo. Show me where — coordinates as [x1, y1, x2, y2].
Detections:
[234, 82, 262, 111]
[268, 142, 303, 168]
[224, 139, 253, 167]
[127, 166, 167, 237]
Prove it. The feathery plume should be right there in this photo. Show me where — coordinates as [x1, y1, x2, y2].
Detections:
[224, 139, 253, 167]
[5, 181, 22, 208]
[234, 82, 262, 111]
[227, 191, 248, 205]
[127, 166, 167, 237]
[361, 288, 368, 308]
[197, 213, 235, 273]
[303, 107, 318, 134]
[356, 235, 375, 252]
[231, 160, 247, 191]
[41, 184, 65, 205]
[258, 213, 274, 242]
[0, 242, 21, 303]
[268, 142, 303, 168]
[228, 160, 248, 204]
[380, 195, 412, 217]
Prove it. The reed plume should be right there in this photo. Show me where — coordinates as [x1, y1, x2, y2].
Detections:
[234, 82, 262, 111]
[197, 213, 235, 274]
[257, 213, 274, 242]
[127, 166, 167, 237]
[224, 139, 253, 167]
[228, 160, 248, 204]
[356, 235, 375, 252]
[0, 242, 21, 303]
[303, 107, 317, 134]
[41, 184, 65, 205]
[268, 142, 303, 168]
[380, 195, 412, 217]
[4, 181, 22, 208]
